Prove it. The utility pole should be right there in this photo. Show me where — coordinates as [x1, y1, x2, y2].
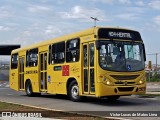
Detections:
[90, 17, 99, 27]
[156, 53, 158, 73]
[146, 52, 159, 82]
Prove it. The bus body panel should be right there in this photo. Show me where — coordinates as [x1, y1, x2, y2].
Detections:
[10, 51, 25, 91]
[47, 63, 82, 95]
[10, 68, 19, 91]
[25, 66, 39, 92]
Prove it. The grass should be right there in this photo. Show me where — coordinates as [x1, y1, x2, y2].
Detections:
[0, 101, 41, 111]
[146, 72, 160, 82]
[0, 101, 109, 120]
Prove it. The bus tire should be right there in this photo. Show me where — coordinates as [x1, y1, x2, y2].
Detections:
[25, 80, 34, 97]
[68, 81, 82, 102]
[107, 95, 120, 101]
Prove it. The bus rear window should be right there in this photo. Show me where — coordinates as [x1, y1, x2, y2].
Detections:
[11, 53, 18, 69]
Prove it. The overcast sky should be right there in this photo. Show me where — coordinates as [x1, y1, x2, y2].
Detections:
[0, 0, 160, 64]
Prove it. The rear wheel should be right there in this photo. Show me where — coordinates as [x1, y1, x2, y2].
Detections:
[107, 96, 120, 101]
[25, 81, 34, 96]
[68, 81, 83, 102]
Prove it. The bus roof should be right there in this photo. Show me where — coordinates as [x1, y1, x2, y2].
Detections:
[11, 26, 140, 54]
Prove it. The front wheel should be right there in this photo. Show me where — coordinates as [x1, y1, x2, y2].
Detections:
[68, 81, 83, 102]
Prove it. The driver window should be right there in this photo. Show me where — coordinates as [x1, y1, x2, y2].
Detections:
[99, 45, 107, 68]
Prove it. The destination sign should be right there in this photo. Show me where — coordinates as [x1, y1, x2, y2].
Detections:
[108, 32, 132, 38]
[98, 28, 142, 41]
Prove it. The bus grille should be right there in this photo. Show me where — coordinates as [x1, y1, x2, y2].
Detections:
[110, 75, 139, 80]
[115, 82, 135, 85]
[118, 87, 134, 92]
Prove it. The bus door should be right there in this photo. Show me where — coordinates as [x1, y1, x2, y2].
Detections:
[39, 52, 47, 91]
[83, 42, 95, 95]
[19, 56, 25, 90]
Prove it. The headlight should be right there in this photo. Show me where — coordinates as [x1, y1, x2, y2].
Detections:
[106, 81, 110, 85]
[139, 80, 143, 84]
[102, 76, 113, 85]
[138, 76, 145, 84]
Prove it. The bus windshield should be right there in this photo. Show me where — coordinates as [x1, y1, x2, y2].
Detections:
[98, 40, 145, 72]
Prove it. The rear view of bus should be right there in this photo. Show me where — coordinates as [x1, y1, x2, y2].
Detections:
[95, 28, 146, 100]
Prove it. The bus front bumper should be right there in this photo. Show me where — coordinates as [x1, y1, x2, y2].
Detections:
[97, 83, 146, 97]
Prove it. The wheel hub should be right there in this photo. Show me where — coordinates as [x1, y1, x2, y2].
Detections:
[71, 85, 79, 99]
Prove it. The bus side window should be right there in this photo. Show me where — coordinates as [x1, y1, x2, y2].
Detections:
[51, 42, 65, 64]
[66, 38, 80, 62]
[26, 50, 29, 67]
[11, 53, 18, 69]
[27, 48, 38, 67]
[90, 43, 94, 66]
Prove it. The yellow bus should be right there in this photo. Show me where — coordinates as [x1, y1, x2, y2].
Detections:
[10, 27, 146, 102]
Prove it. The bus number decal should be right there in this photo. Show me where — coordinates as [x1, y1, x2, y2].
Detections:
[25, 70, 38, 74]
[62, 65, 69, 76]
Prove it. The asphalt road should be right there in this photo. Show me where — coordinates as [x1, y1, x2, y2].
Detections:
[0, 86, 160, 120]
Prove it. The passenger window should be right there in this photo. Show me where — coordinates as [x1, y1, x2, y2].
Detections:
[66, 38, 80, 62]
[11, 53, 18, 69]
[90, 43, 94, 67]
[26, 48, 38, 67]
[51, 42, 65, 64]
[83, 45, 87, 67]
